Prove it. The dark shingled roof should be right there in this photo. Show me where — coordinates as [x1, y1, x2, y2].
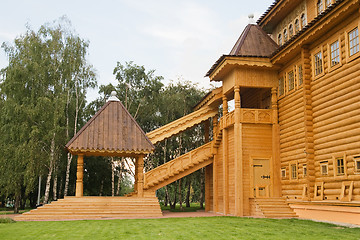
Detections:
[66, 99, 155, 155]
[206, 24, 278, 77]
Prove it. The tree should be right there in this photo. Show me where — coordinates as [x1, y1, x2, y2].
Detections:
[0, 17, 96, 211]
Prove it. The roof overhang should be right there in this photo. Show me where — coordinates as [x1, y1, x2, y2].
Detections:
[208, 56, 280, 82]
[66, 148, 152, 158]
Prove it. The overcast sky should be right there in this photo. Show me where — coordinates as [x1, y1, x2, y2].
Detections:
[0, 0, 274, 102]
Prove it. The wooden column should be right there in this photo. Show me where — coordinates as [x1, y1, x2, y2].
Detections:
[234, 86, 243, 216]
[222, 96, 229, 215]
[204, 119, 212, 211]
[134, 159, 139, 193]
[301, 46, 315, 200]
[75, 155, 84, 197]
[271, 87, 281, 197]
[137, 155, 144, 197]
[212, 115, 219, 213]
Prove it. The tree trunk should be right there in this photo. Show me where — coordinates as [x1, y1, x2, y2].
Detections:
[52, 166, 58, 201]
[44, 133, 55, 204]
[170, 183, 177, 210]
[116, 160, 122, 196]
[64, 153, 73, 197]
[186, 177, 191, 207]
[14, 194, 20, 214]
[200, 168, 205, 209]
[99, 180, 104, 196]
[179, 179, 183, 211]
[164, 191, 168, 207]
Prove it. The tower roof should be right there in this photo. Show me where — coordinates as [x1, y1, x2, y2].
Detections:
[66, 94, 154, 157]
[229, 24, 278, 57]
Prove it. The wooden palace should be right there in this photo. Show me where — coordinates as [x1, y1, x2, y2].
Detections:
[17, 0, 360, 221]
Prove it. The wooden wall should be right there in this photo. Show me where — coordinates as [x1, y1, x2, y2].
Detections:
[212, 123, 273, 216]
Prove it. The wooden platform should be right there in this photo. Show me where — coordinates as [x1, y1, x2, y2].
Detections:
[15, 196, 162, 221]
[250, 198, 298, 218]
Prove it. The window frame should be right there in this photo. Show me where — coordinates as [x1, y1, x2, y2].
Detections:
[312, 48, 324, 79]
[278, 33, 282, 46]
[345, 24, 360, 62]
[288, 70, 295, 92]
[278, 77, 285, 97]
[289, 161, 298, 181]
[303, 164, 307, 178]
[289, 24, 293, 38]
[349, 27, 359, 57]
[320, 161, 328, 176]
[281, 167, 286, 179]
[354, 156, 360, 174]
[317, 0, 324, 15]
[295, 19, 300, 33]
[283, 29, 288, 43]
[332, 153, 347, 177]
[326, 0, 332, 7]
[301, 13, 306, 29]
[298, 64, 303, 86]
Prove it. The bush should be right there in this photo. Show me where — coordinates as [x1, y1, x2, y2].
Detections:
[0, 218, 16, 224]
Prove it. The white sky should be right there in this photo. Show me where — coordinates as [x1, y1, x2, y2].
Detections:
[0, 0, 274, 102]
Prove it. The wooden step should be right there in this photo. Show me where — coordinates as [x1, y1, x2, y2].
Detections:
[254, 198, 298, 219]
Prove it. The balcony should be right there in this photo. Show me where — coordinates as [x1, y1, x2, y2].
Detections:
[219, 108, 274, 129]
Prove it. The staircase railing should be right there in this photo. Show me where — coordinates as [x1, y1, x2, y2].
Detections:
[144, 142, 213, 189]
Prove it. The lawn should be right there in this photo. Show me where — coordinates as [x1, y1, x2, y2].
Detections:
[160, 202, 203, 212]
[0, 217, 359, 240]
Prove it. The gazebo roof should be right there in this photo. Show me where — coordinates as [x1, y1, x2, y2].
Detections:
[66, 93, 155, 157]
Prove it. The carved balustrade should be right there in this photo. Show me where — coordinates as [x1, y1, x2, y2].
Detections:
[220, 108, 273, 129]
[144, 142, 212, 189]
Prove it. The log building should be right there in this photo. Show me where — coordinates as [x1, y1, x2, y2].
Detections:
[17, 0, 360, 221]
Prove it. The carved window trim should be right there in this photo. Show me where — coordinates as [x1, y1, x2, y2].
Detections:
[354, 156, 360, 174]
[320, 161, 328, 176]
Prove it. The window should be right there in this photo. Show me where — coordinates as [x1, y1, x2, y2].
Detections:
[330, 40, 340, 67]
[314, 51, 323, 76]
[279, 77, 284, 96]
[336, 157, 345, 175]
[284, 29, 288, 42]
[320, 161, 328, 175]
[295, 19, 300, 33]
[326, 0, 332, 7]
[301, 14, 306, 28]
[278, 34, 282, 46]
[355, 156, 360, 173]
[298, 65, 303, 85]
[289, 24, 293, 38]
[291, 164, 297, 179]
[303, 164, 307, 177]
[288, 70, 295, 91]
[349, 27, 359, 56]
[317, 0, 324, 15]
[281, 168, 286, 178]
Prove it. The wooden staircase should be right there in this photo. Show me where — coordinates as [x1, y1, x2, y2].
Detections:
[254, 198, 298, 218]
[143, 142, 213, 191]
[15, 196, 162, 221]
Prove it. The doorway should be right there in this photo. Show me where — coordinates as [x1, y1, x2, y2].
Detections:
[253, 158, 271, 198]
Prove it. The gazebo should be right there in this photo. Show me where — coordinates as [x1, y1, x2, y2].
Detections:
[65, 91, 155, 198]
[16, 92, 162, 220]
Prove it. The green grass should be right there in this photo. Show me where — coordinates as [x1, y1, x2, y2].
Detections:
[0, 217, 359, 240]
[0, 209, 29, 215]
[160, 202, 203, 212]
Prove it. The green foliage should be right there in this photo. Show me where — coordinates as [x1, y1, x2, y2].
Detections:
[0, 217, 359, 239]
[0, 17, 96, 208]
[0, 218, 16, 224]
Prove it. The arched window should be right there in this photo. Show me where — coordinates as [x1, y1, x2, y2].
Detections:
[317, 0, 324, 14]
[301, 14, 306, 28]
[326, 0, 332, 7]
[295, 19, 300, 33]
[283, 29, 288, 42]
[289, 24, 293, 38]
[278, 34, 282, 46]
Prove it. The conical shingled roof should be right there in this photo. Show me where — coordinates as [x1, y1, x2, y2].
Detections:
[66, 96, 154, 156]
[229, 24, 278, 57]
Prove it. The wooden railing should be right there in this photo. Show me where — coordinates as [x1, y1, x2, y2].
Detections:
[144, 142, 213, 189]
[220, 108, 273, 129]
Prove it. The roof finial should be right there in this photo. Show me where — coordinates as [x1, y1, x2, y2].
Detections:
[248, 13, 255, 24]
[107, 91, 120, 102]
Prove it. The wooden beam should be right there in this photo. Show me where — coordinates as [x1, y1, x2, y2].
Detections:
[137, 155, 144, 197]
[271, 87, 281, 197]
[222, 96, 229, 215]
[75, 155, 84, 197]
[212, 116, 219, 213]
[234, 86, 243, 216]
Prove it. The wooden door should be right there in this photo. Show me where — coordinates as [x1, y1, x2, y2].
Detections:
[253, 159, 271, 198]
